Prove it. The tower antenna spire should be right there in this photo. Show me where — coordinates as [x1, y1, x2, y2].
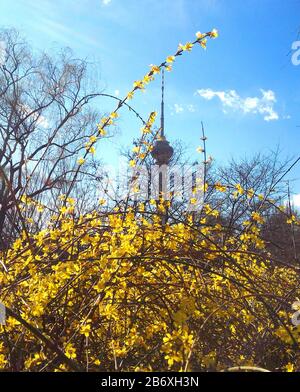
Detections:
[151, 67, 173, 166]
[160, 68, 165, 138]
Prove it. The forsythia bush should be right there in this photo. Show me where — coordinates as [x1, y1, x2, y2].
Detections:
[1, 201, 300, 371]
[1, 29, 300, 372]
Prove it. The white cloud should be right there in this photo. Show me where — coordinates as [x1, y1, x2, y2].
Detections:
[195, 88, 279, 121]
[169, 103, 197, 115]
[19, 104, 49, 129]
[187, 104, 196, 113]
[102, 0, 111, 5]
[292, 194, 300, 208]
[114, 89, 120, 97]
[174, 103, 184, 114]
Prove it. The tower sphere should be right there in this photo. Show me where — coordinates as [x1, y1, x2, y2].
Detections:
[151, 136, 173, 165]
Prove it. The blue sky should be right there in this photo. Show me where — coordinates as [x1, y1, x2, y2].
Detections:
[1, 0, 300, 201]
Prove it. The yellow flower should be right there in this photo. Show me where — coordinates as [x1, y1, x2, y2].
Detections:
[242, 220, 251, 226]
[200, 39, 207, 49]
[77, 157, 85, 165]
[247, 188, 255, 198]
[89, 135, 97, 143]
[285, 363, 294, 372]
[80, 324, 91, 338]
[179, 42, 193, 51]
[143, 74, 152, 84]
[215, 182, 227, 192]
[66, 197, 75, 206]
[60, 206, 72, 215]
[196, 146, 204, 153]
[133, 80, 144, 89]
[0, 353, 7, 367]
[127, 91, 134, 100]
[210, 28, 218, 38]
[196, 31, 205, 39]
[166, 55, 175, 63]
[185, 42, 193, 51]
[97, 125, 107, 136]
[20, 195, 28, 203]
[235, 183, 244, 195]
[150, 64, 160, 74]
[287, 215, 297, 224]
[141, 126, 150, 134]
[251, 212, 264, 224]
[65, 343, 76, 359]
[110, 111, 119, 119]
[129, 160, 136, 167]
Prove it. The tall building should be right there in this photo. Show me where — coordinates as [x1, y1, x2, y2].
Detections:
[150, 69, 174, 168]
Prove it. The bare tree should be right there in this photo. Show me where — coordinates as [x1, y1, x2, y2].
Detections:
[207, 151, 292, 230]
[0, 29, 105, 248]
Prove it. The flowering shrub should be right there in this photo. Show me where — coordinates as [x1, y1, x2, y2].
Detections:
[1, 29, 300, 372]
[1, 201, 300, 371]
